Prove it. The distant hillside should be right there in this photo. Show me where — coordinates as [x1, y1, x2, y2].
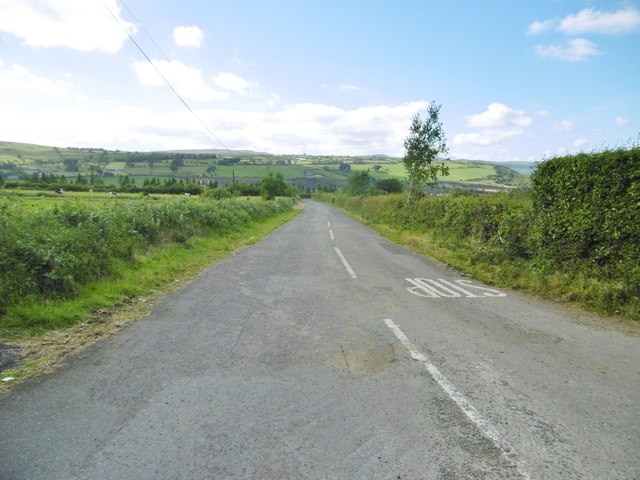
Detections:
[465, 159, 535, 175]
[0, 140, 529, 191]
[165, 148, 270, 156]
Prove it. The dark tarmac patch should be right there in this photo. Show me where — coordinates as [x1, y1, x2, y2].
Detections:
[0, 343, 21, 373]
[379, 242, 411, 255]
[330, 344, 397, 377]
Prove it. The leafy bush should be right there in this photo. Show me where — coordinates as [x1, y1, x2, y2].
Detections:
[260, 172, 289, 200]
[376, 178, 403, 194]
[344, 170, 373, 196]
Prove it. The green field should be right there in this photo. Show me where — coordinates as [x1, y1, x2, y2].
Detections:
[215, 164, 302, 179]
[0, 188, 166, 207]
[1, 140, 529, 189]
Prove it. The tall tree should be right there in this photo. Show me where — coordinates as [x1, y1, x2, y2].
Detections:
[345, 170, 372, 195]
[63, 158, 80, 172]
[403, 102, 449, 200]
[260, 172, 288, 200]
[170, 157, 184, 173]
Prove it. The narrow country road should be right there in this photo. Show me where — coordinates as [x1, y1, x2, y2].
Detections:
[1, 201, 639, 479]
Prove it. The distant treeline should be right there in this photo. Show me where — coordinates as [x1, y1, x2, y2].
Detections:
[0, 172, 309, 199]
[0, 174, 208, 195]
[0, 148, 220, 163]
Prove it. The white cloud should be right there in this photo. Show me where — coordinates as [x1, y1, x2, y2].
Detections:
[554, 120, 574, 133]
[0, 58, 83, 99]
[465, 103, 532, 128]
[339, 84, 363, 92]
[232, 55, 255, 68]
[227, 101, 428, 155]
[454, 103, 532, 147]
[132, 62, 260, 101]
[172, 26, 204, 48]
[0, 0, 135, 52]
[527, 7, 637, 62]
[573, 138, 587, 148]
[528, 7, 640, 36]
[534, 38, 600, 61]
[454, 129, 525, 146]
[535, 109, 550, 117]
[132, 59, 228, 101]
[0, 99, 430, 156]
[266, 92, 280, 108]
[527, 19, 556, 35]
[559, 7, 640, 35]
[615, 116, 629, 126]
[322, 83, 365, 93]
[212, 72, 253, 95]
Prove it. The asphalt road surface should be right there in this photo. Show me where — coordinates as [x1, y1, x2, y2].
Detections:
[1, 201, 639, 479]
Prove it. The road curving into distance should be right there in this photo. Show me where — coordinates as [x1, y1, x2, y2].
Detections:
[1, 200, 639, 479]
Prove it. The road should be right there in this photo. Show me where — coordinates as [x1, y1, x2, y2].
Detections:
[1, 201, 639, 479]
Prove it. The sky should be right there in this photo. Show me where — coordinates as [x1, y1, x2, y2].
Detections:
[0, 0, 638, 162]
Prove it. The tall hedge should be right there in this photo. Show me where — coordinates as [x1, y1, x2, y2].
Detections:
[323, 191, 535, 261]
[530, 148, 640, 279]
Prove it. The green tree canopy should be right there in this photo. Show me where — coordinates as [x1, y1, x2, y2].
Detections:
[260, 172, 288, 200]
[170, 157, 185, 173]
[62, 158, 79, 172]
[403, 102, 449, 200]
[345, 170, 372, 195]
[376, 178, 403, 194]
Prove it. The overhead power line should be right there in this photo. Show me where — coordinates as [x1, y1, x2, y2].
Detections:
[117, 0, 234, 136]
[99, 0, 233, 153]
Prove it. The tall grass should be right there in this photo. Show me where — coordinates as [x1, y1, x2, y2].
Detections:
[0, 196, 292, 317]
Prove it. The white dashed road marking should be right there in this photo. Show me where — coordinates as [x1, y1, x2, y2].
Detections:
[384, 319, 531, 480]
[334, 247, 357, 279]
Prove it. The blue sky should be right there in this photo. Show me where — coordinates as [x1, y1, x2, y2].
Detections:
[0, 0, 638, 161]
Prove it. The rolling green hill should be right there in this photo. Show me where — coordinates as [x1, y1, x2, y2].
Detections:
[0, 140, 530, 191]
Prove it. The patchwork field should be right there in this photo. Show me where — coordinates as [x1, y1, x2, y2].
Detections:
[0, 140, 530, 189]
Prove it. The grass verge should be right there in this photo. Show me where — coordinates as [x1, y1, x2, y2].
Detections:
[332, 207, 639, 323]
[0, 208, 301, 391]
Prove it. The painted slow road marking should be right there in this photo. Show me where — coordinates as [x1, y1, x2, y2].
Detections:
[384, 319, 531, 480]
[334, 247, 357, 279]
[406, 278, 506, 298]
